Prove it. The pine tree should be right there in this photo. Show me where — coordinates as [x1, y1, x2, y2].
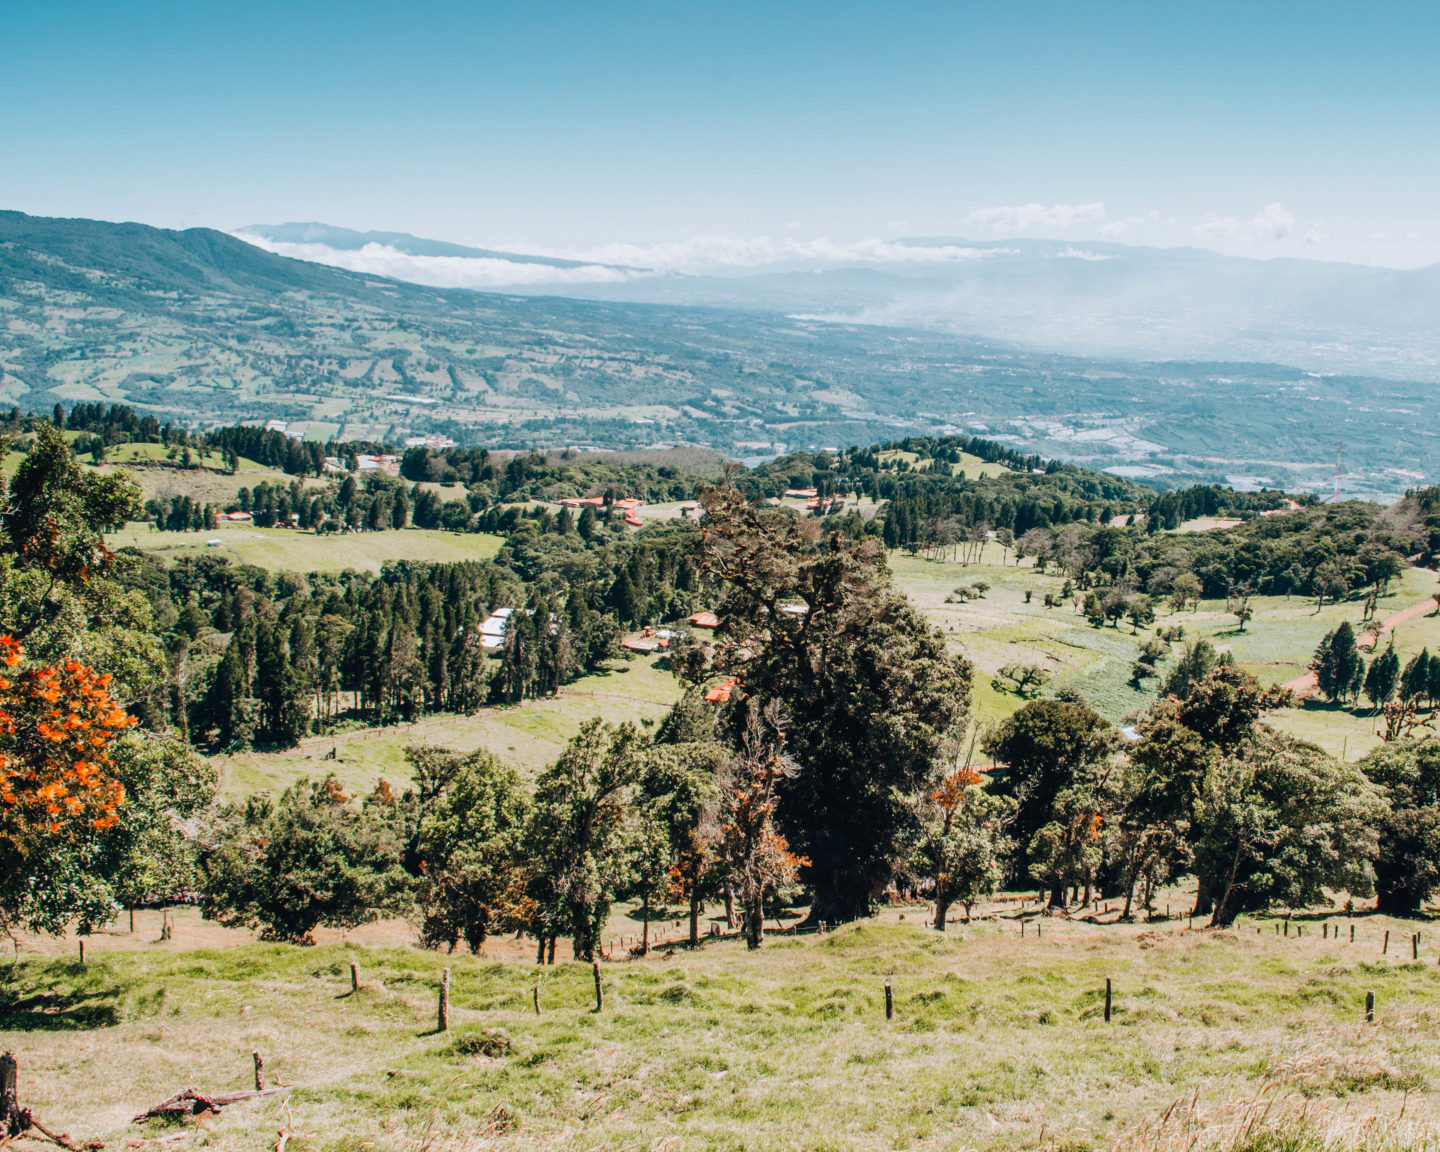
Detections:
[1314, 622, 1362, 704]
[1364, 640, 1400, 711]
[1401, 648, 1431, 703]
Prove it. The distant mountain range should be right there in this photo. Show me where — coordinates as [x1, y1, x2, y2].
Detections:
[2, 209, 1437, 498]
[239, 224, 1440, 382]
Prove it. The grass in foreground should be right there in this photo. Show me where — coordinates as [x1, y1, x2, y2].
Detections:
[7, 905, 1440, 1151]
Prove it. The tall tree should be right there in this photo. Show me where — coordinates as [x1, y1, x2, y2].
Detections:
[983, 698, 1113, 907]
[684, 484, 971, 923]
[714, 702, 805, 949]
[1359, 738, 1440, 916]
[1363, 639, 1400, 711]
[410, 747, 531, 953]
[526, 720, 648, 960]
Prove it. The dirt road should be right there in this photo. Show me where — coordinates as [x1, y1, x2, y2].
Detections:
[1284, 592, 1438, 700]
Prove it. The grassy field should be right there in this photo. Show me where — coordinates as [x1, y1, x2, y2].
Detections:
[218, 654, 682, 797]
[106, 524, 506, 574]
[889, 547, 1440, 757]
[9, 901, 1440, 1152]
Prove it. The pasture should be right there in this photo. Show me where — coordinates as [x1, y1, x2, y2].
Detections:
[6, 902, 1440, 1152]
[218, 654, 682, 797]
[106, 523, 506, 574]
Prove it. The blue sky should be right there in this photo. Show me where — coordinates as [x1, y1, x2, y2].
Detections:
[4, 0, 1438, 266]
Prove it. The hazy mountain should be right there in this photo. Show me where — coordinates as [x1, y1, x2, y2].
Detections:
[2, 209, 1437, 498]
[237, 225, 1440, 382]
[240, 222, 632, 270]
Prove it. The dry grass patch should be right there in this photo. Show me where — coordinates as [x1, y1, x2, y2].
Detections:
[7, 912, 1440, 1151]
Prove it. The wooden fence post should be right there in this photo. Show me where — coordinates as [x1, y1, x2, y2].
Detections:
[592, 960, 603, 1012]
[1, 1051, 19, 1138]
[350, 962, 360, 992]
[1383, 930, 1390, 955]
[129, 908, 135, 934]
[1365, 990, 1375, 1022]
[252, 1051, 264, 1091]
[78, 940, 84, 965]
[884, 982, 893, 1020]
[1350, 924, 1355, 943]
[533, 985, 541, 1015]
[437, 968, 450, 1033]
[1413, 933, 1419, 961]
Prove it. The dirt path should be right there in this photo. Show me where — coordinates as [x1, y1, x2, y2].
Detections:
[1283, 591, 1438, 700]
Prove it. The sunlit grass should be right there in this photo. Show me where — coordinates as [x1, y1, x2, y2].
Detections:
[9, 905, 1440, 1151]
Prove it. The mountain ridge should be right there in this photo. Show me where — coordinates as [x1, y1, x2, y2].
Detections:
[2, 208, 1437, 500]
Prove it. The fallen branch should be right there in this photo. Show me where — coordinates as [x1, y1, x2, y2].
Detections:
[131, 1089, 283, 1124]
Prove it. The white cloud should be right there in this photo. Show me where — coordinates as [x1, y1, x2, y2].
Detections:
[1100, 209, 1161, 238]
[1056, 247, 1111, 261]
[1304, 225, 1329, 246]
[1194, 202, 1296, 243]
[1251, 202, 1295, 240]
[1193, 213, 1241, 239]
[964, 201, 1106, 234]
[233, 235, 638, 289]
[234, 232, 1003, 287]
[531, 235, 999, 271]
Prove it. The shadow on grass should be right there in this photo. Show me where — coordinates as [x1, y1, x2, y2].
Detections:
[0, 966, 127, 1030]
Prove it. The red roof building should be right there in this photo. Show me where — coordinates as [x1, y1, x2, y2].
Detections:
[688, 611, 720, 629]
[704, 678, 737, 704]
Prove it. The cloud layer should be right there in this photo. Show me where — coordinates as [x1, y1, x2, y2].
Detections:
[965, 202, 1107, 234]
[232, 236, 637, 288]
[234, 232, 1002, 287]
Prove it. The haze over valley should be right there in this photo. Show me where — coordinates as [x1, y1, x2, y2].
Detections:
[4, 209, 1437, 499]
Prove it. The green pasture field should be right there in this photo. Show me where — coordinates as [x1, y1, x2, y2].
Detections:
[8, 904, 1440, 1152]
[889, 549, 1440, 756]
[218, 654, 682, 797]
[105, 523, 505, 574]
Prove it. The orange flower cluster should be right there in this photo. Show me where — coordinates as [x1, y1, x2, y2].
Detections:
[0, 635, 134, 839]
[932, 765, 982, 812]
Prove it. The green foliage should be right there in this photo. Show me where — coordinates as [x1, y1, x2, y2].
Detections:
[686, 484, 973, 922]
[525, 720, 651, 960]
[910, 769, 1011, 927]
[984, 698, 1113, 900]
[409, 746, 531, 953]
[1363, 639, 1400, 710]
[1360, 738, 1440, 915]
[1313, 622, 1364, 705]
[202, 776, 408, 944]
[1194, 732, 1380, 925]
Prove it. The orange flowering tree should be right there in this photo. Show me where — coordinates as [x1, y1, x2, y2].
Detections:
[715, 701, 807, 949]
[0, 635, 138, 933]
[910, 758, 1011, 930]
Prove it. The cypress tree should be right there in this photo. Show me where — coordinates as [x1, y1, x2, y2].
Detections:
[1364, 640, 1400, 711]
[1401, 648, 1430, 703]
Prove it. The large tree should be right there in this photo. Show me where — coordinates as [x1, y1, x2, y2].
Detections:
[1123, 665, 1291, 917]
[525, 719, 649, 960]
[1195, 732, 1379, 926]
[1359, 738, 1440, 915]
[684, 484, 972, 922]
[983, 698, 1113, 907]
[203, 775, 407, 944]
[410, 747, 531, 954]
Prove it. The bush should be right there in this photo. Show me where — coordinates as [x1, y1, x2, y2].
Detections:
[202, 776, 409, 944]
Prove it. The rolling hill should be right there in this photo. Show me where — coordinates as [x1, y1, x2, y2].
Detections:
[2, 210, 1437, 497]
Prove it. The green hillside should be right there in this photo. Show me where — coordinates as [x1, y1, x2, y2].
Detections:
[2, 210, 1436, 495]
